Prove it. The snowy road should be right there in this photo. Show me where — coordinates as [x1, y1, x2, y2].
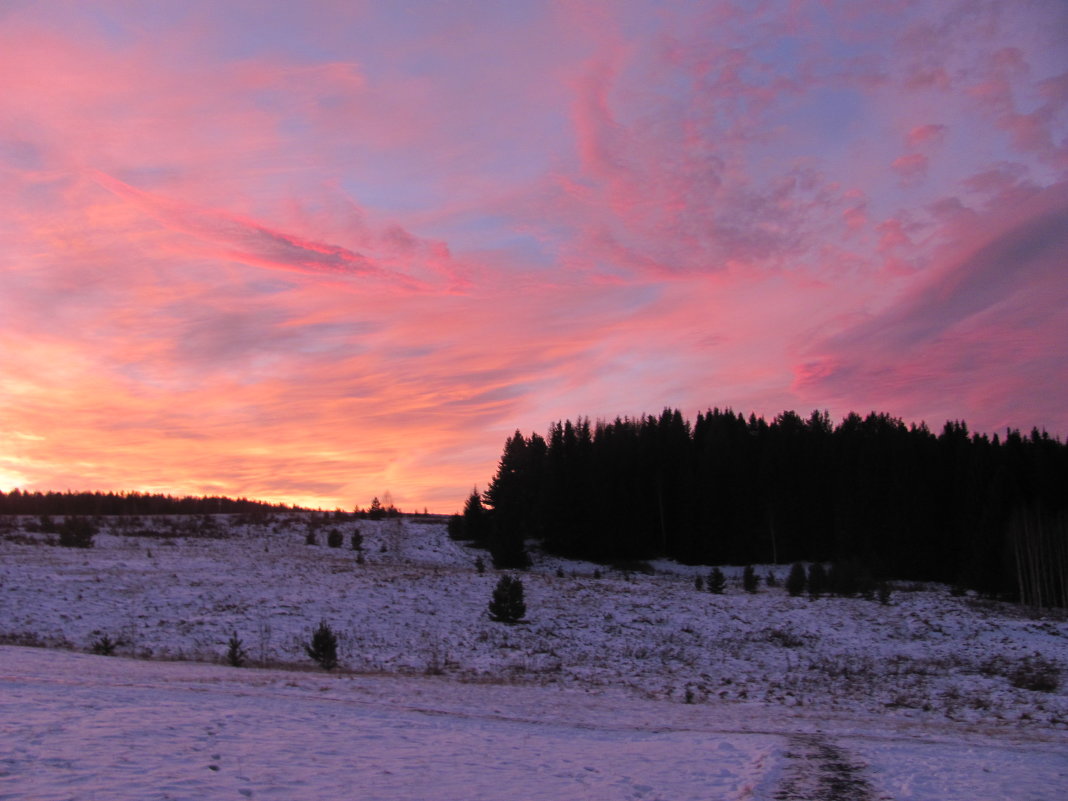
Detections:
[1, 647, 1065, 801]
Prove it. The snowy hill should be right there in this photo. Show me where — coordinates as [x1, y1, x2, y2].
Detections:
[2, 513, 1066, 799]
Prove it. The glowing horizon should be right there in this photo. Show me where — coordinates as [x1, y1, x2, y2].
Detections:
[2, 1, 1066, 511]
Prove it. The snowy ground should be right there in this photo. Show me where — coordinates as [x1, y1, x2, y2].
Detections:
[2, 514, 1067, 799]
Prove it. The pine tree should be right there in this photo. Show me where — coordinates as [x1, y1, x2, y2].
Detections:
[462, 489, 489, 545]
[808, 562, 827, 599]
[58, 516, 96, 548]
[742, 565, 759, 593]
[707, 567, 726, 594]
[488, 575, 526, 623]
[304, 620, 339, 670]
[226, 631, 247, 667]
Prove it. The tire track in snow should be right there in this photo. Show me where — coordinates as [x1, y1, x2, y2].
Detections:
[771, 735, 887, 801]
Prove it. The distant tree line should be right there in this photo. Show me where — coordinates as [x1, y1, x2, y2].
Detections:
[0, 490, 299, 516]
[451, 408, 1068, 604]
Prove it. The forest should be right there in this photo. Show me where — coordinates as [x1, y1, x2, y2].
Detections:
[0, 490, 296, 517]
[453, 408, 1068, 606]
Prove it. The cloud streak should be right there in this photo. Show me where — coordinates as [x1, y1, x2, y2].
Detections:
[91, 170, 419, 285]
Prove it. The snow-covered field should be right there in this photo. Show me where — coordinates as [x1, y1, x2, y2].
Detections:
[2, 514, 1066, 799]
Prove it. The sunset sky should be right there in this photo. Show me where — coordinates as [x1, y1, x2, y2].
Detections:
[2, 1, 1066, 511]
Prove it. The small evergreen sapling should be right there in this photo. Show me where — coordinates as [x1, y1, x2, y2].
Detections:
[91, 634, 117, 655]
[707, 568, 726, 594]
[786, 562, 807, 597]
[226, 631, 248, 667]
[58, 516, 97, 548]
[742, 565, 759, 593]
[807, 562, 827, 599]
[305, 620, 339, 670]
[488, 575, 526, 623]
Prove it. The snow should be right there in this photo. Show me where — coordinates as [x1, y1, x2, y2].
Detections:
[2, 514, 1067, 799]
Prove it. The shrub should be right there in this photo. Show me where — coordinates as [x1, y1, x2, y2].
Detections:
[304, 620, 339, 670]
[766, 628, 805, 648]
[326, 529, 343, 548]
[786, 562, 807, 596]
[58, 516, 97, 548]
[488, 575, 526, 623]
[707, 567, 726, 594]
[694, 575, 704, 591]
[305, 531, 318, 546]
[742, 565, 759, 593]
[475, 556, 486, 574]
[91, 634, 117, 655]
[350, 530, 363, 550]
[226, 631, 248, 667]
[807, 562, 827, 599]
[765, 571, 779, 588]
[1009, 655, 1060, 692]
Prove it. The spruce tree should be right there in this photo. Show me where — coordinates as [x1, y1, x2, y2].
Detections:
[462, 489, 488, 545]
[58, 516, 96, 548]
[488, 575, 526, 623]
[707, 567, 726, 594]
[226, 631, 247, 667]
[807, 562, 827, 599]
[304, 620, 339, 670]
[742, 565, 759, 593]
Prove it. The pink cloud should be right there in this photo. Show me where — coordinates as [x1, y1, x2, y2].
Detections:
[906, 124, 947, 148]
[90, 171, 462, 289]
[891, 153, 929, 183]
[2, 1, 1066, 508]
[796, 181, 1068, 434]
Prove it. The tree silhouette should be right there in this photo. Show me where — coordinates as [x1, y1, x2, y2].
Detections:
[488, 575, 526, 623]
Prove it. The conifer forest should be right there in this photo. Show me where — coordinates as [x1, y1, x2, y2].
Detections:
[454, 409, 1068, 606]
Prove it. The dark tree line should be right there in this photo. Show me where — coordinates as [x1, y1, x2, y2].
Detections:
[452, 408, 1068, 602]
[0, 489, 298, 516]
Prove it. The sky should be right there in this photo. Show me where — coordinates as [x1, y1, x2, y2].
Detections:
[1, 0, 1066, 511]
